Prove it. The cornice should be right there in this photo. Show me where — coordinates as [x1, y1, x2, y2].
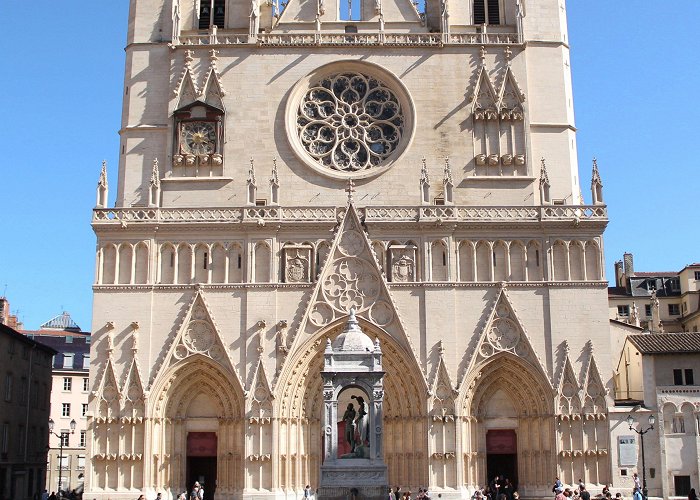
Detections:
[92, 281, 608, 292]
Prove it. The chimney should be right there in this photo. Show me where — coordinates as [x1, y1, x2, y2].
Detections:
[615, 261, 624, 288]
[623, 252, 634, 278]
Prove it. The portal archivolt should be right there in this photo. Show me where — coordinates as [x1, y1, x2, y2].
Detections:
[461, 353, 555, 495]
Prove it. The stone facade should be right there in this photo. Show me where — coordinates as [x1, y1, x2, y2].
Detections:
[87, 0, 614, 498]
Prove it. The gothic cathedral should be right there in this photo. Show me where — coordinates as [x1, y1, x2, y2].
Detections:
[87, 0, 612, 498]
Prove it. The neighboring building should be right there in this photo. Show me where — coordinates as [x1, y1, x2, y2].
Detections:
[22, 313, 91, 495]
[0, 296, 24, 330]
[613, 333, 700, 499]
[0, 321, 56, 500]
[609, 253, 700, 333]
[87, 0, 618, 499]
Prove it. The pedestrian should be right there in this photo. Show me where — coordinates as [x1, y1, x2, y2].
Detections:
[689, 488, 699, 500]
[579, 486, 590, 500]
[304, 485, 312, 499]
[555, 486, 565, 500]
[632, 473, 642, 500]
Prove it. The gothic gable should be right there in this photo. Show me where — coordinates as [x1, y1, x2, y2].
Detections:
[467, 287, 550, 387]
[581, 346, 607, 414]
[93, 355, 121, 422]
[151, 289, 242, 389]
[249, 359, 274, 419]
[287, 203, 419, 366]
[174, 50, 198, 109]
[430, 347, 458, 417]
[557, 351, 582, 415]
[471, 66, 499, 120]
[498, 66, 525, 120]
[200, 50, 226, 109]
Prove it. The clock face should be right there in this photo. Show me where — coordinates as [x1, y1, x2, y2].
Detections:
[180, 121, 217, 155]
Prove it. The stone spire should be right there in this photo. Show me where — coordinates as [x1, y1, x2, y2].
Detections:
[149, 158, 161, 207]
[420, 157, 430, 204]
[591, 158, 604, 205]
[539, 158, 551, 204]
[96, 160, 108, 208]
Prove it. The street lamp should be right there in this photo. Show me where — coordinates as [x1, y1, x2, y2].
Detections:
[48, 418, 76, 494]
[626, 413, 656, 500]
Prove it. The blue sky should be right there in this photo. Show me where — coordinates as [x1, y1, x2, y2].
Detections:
[1, 2, 698, 330]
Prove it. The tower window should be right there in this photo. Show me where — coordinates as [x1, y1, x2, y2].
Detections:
[474, 0, 500, 25]
[199, 0, 226, 29]
[340, 0, 362, 21]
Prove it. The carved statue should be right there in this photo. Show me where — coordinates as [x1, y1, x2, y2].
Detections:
[342, 403, 357, 452]
[351, 395, 369, 451]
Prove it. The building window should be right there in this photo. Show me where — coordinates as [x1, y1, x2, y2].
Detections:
[62, 403, 71, 417]
[669, 278, 681, 291]
[617, 305, 630, 317]
[473, 0, 500, 25]
[77, 454, 86, 470]
[79, 431, 86, 448]
[675, 476, 691, 496]
[63, 354, 74, 369]
[19, 377, 27, 406]
[65, 336, 73, 344]
[5, 373, 12, 402]
[59, 432, 69, 448]
[671, 415, 685, 434]
[2, 423, 9, 453]
[82, 355, 90, 369]
[63, 377, 72, 391]
[82, 378, 89, 392]
[644, 304, 652, 317]
[694, 271, 700, 280]
[82, 404, 88, 417]
[668, 304, 680, 316]
[674, 369, 694, 385]
[198, 0, 226, 30]
[646, 280, 656, 291]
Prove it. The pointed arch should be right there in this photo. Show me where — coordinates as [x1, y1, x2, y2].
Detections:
[134, 241, 149, 284]
[458, 240, 475, 282]
[275, 315, 429, 490]
[430, 239, 449, 281]
[118, 243, 134, 284]
[102, 243, 117, 284]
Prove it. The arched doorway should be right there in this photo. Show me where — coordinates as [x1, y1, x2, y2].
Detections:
[461, 353, 555, 497]
[275, 318, 429, 492]
[148, 356, 245, 497]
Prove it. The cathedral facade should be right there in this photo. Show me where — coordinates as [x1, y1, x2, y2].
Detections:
[87, 0, 612, 498]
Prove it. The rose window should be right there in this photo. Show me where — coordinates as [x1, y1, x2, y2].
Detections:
[296, 72, 405, 173]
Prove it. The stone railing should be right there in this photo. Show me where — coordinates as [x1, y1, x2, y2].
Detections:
[176, 30, 521, 48]
[93, 205, 607, 226]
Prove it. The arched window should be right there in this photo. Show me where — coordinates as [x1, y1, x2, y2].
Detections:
[474, 0, 500, 25]
[199, 0, 226, 29]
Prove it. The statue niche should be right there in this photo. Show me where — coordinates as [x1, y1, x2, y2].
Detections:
[319, 309, 388, 497]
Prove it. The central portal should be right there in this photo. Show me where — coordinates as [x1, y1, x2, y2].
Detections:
[486, 429, 518, 490]
[186, 432, 217, 500]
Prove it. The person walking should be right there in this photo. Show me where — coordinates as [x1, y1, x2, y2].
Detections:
[632, 473, 642, 500]
[688, 487, 699, 500]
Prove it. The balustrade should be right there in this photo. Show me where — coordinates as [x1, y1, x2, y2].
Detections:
[93, 205, 607, 225]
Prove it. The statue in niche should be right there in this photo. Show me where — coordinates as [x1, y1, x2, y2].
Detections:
[342, 403, 357, 452]
[340, 395, 370, 459]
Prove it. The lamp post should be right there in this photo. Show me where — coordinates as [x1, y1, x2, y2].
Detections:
[626, 413, 656, 500]
[48, 418, 76, 494]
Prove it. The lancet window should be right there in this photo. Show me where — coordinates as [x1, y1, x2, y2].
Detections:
[473, 0, 500, 25]
[198, 0, 226, 29]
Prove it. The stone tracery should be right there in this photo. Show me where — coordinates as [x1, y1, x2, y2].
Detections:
[296, 72, 405, 173]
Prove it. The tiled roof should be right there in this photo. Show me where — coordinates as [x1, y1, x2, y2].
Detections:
[633, 272, 678, 277]
[628, 333, 700, 354]
[40, 311, 80, 330]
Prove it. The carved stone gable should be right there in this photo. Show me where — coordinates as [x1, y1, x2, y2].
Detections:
[471, 67, 499, 120]
[287, 204, 419, 367]
[557, 354, 581, 415]
[151, 289, 242, 389]
[468, 287, 549, 385]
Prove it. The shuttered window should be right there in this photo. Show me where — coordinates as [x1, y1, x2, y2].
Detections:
[473, 0, 500, 25]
